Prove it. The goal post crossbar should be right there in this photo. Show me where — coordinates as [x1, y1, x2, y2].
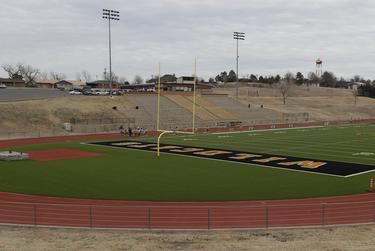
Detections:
[156, 130, 194, 156]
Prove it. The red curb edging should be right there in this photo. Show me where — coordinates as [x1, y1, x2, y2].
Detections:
[0, 192, 374, 230]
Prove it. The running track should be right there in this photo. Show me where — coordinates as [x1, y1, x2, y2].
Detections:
[0, 131, 375, 230]
[0, 192, 374, 230]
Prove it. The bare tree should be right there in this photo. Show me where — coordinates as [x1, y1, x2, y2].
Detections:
[103, 71, 119, 82]
[38, 72, 49, 80]
[307, 72, 319, 90]
[276, 72, 295, 105]
[133, 75, 143, 85]
[1, 64, 20, 78]
[81, 70, 92, 83]
[49, 72, 66, 81]
[18, 64, 40, 86]
[76, 70, 92, 82]
[2, 63, 40, 85]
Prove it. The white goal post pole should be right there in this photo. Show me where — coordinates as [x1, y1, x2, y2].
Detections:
[157, 62, 161, 131]
[192, 58, 197, 134]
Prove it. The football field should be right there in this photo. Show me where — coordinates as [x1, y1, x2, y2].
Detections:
[0, 124, 374, 201]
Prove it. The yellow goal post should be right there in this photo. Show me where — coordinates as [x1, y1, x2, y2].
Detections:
[156, 59, 197, 156]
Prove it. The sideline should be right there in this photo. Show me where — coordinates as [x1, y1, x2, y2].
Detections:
[212, 126, 325, 135]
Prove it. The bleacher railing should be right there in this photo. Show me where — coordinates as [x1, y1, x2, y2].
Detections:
[0, 118, 374, 140]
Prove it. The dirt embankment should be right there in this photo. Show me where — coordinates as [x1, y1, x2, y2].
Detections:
[218, 86, 375, 121]
[1, 87, 375, 133]
[0, 225, 375, 250]
[0, 96, 136, 133]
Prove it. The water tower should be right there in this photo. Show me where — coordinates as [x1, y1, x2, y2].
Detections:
[316, 58, 323, 77]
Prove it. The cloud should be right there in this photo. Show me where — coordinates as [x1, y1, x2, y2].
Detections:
[1, 0, 375, 80]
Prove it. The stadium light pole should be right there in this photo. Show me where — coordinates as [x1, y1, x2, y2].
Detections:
[102, 9, 120, 97]
[233, 32, 245, 98]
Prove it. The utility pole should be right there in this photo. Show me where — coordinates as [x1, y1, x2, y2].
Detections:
[233, 32, 245, 98]
[102, 9, 120, 97]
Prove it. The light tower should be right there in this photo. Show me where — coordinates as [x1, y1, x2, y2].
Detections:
[233, 32, 245, 98]
[102, 9, 120, 97]
[316, 58, 323, 78]
[233, 32, 245, 82]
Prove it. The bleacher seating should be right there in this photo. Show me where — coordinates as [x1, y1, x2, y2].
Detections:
[165, 95, 218, 121]
[126, 95, 213, 130]
[185, 96, 237, 120]
[204, 95, 282, 121]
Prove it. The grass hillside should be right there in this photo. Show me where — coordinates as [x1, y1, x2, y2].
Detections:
[0, 86, 374, 134]
[214, 86, 375, 121]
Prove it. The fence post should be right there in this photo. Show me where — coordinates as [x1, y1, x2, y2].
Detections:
[321, 203, 326, 226]
[265, 206, 269, 229]
[208, 208, 211, 230]
[33, 205, 37, 226]
[89, 206, 93, 228]
[148, 207, 151, 230]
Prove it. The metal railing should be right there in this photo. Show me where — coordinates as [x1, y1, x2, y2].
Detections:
[0, 129, 69, 140]
[0, 200, 374, 230]
[0, 118, 374, 141]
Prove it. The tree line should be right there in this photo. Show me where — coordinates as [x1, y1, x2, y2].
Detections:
[211, 69, 375, 99]
[2, 62, 375, 98]
[1, 63, 145, 86]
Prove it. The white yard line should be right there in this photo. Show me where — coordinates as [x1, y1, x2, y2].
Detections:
[162, 135, 375, 162]
[211, 126, 325, 135]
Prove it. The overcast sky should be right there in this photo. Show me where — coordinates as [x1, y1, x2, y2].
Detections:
[1, 0, 375, 81]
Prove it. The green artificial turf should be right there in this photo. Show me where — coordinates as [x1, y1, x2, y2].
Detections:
[0, 124, 374, 201]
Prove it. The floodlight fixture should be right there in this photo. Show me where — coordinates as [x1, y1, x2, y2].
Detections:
[102, 9, 120, 96]
[233, 32, 245, 98]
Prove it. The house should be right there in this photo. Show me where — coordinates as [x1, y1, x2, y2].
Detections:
[167, 82, 212, 92]
[350, 82, 366, 91]
[55, 80, 85, 90]
[123, 82, 212, 93]
[123, 83, 155, 92]
[86, 80, 120, 89]
[146, 74, 177, 84]
[0, 77, 26, 87]
[176, 76, 195, 84]
[35, 80, 58, 88]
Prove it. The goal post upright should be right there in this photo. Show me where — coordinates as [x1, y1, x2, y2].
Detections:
[156, 59, 197, 157]
[192, 58, 197, 133]
[157, 62, 161, 132]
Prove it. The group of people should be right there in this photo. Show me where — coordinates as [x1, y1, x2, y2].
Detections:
[119, 126, 148, 137]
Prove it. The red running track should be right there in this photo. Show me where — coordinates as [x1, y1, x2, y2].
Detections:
[0, 192, 375, 230]
[0, 133, 123, 149]
[1, 129, 375, 229]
